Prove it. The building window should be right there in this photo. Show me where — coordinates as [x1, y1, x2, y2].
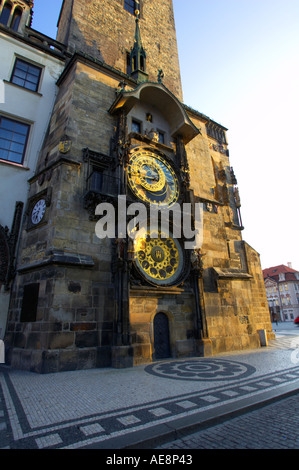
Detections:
[131, 119, 141, 134]
[90, 169, 103, 192]
[0, 115, 30, 164]
[158, 131, 165, 144]
[20, 283, 39, 322]
[0, 2, 12, 26]
[10, 7, 22, 31]
[11, 58, 42, 92]
[124, 0, 137, 16]
[206, 122, 227, 144]
[126, 52, 132, 75]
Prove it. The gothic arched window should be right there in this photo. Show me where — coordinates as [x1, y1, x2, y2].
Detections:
[11, 7, 22, 31]
[0, 2, 12, 26]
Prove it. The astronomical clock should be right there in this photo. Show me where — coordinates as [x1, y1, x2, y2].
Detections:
[126, 147, 188, 287]
[127, 147, 180, 207]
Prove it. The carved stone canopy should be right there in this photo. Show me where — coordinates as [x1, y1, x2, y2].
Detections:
[109, 82, 200, 145]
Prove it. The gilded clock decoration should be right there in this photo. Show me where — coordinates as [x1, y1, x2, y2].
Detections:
[127, 148, 179, 207]
[134, 229, 184, 286]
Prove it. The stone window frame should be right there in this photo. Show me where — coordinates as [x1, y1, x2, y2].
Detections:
[83, 148, 119, 198]
[131, 118, 142, 134]
[206, 121, 227, 145]
[0, 0, 23, 31]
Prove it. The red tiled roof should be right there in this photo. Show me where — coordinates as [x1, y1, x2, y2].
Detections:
[263, 265, 298, 281]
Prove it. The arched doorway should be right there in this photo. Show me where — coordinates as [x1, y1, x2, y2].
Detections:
[153, 313, 171, 360]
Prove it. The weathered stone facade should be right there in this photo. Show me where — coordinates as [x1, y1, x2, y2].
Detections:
[56, 0, 183, 100]
[4, 0, 274, 373]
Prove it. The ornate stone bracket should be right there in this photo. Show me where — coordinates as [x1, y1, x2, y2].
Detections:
[83, 148, 114, 168]
[176, 136, 190, 189]
[83, 190, 117, 221]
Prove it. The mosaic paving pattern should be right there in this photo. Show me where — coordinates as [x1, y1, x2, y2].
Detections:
[145, 359, 256, 381]
[0, 364, 298, 449]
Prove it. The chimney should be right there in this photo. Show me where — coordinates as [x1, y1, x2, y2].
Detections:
[287, 262, 293, 269]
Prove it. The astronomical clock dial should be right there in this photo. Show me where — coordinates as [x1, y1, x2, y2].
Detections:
[127, 149, 180, 207]
[134, 228, 184, 286]
[31, 199, 46, 225]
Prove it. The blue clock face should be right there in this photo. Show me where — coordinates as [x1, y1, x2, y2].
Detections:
[31, 199, 46, 225]
[127, 149, 180, 207]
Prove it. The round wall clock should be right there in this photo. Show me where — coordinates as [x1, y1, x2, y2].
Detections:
[31, 199, 46, 225]
[134, 228, 184, 286]
[127, 148, 180, 207]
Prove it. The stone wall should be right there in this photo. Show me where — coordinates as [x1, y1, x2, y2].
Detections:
[5, 61, 121, 372]
[57, 0, 183, 100]
[4, 45, 274, 371]
[130, 290, 196, 365]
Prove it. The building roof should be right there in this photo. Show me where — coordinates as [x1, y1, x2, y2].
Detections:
[263, 265, 298, 282]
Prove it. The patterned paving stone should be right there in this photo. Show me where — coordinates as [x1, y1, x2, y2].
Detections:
[117, 415, 141, 426]
[0, 343, 298, 449]
[145, 358, 256, 382]
[221, 390, 239, 397]
[35, 433, 63, 449]
[239, 386, 257, 392]
[80, 423, 105, 436]
[200, 395, 220, 403]
[176, 400, 197, 409]
[148, 407, 171, 417]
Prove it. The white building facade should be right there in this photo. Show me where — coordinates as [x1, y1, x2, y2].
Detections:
[263, 265, 299, 322]
[0, 0, 66, 338]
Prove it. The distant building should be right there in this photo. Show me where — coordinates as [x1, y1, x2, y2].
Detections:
[263, 264, 299, 322]
[0, 0, 66, 338]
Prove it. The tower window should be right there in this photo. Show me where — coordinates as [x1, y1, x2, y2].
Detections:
[124, 0, 137, 16]
[126, 52, 132, 75]
[131, 120, 141, 134]
[0, 2, 12, 26]
[11, 7, 22, 31]
[11, 58, 42, 92]
[90, 169, 103, 192]
[132, 55, 137, 71]
[158, 131, 165, 144]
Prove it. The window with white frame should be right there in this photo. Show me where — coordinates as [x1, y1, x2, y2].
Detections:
[0, 115, 30, 164]
[10, 58, 42, 92]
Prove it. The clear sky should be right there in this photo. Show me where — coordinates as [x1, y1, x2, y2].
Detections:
[32, 0, 299, 271]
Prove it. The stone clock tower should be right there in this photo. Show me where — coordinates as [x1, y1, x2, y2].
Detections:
[5, 0, 274, 373]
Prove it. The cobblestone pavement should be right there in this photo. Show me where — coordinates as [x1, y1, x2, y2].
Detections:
[157, 393, 299, 449]
[0, 327, 298, 450]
